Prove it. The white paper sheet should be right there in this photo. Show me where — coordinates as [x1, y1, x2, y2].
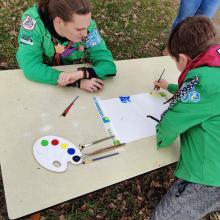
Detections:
[97, 93, 169, 143]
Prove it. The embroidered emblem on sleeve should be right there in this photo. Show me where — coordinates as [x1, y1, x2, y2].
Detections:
[22, 16, 36, 31]
[20, 35, 33, 46]
[180, 79, 201, 103]
[85, 28, 102, 48]
[160, 77, 200, 121]
[188, 91, 200, 103]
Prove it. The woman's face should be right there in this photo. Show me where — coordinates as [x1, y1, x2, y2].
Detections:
[57, 12, 91, 42]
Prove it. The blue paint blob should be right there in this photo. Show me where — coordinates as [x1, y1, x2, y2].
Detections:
[67, 148, 75, 155]
[119, 96, 131, 103]
[72, 156, 81, 162]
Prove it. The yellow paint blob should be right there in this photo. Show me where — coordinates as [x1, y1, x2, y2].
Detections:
[60, 143, 68, 149]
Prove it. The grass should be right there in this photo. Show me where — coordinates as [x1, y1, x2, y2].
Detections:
[0, 0, 177, 69]
[92, 0, 176, 59]
[0, 0, 219, 219]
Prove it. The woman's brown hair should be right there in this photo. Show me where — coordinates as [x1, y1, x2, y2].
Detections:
[167, 16, 217, 60]
[39, 0, 91, 22]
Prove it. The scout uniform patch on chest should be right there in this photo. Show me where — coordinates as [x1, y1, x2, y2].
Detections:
[22, 16, 36, 30]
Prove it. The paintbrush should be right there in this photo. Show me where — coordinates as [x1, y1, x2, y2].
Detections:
[83, 152, 119, 164]
[146, 115, 160, 123]
[84, 143, 125, 157]
[80, 135, 115, 150]
[153, 68, 166, 91]
[60, 96, 79, 117]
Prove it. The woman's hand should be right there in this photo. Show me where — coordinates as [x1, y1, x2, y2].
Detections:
[153, 79, 169, 90]
[80, 78, 104, 92]
[57, 71, 83, 86]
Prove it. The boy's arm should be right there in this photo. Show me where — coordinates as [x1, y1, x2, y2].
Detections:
[85, 22, 117, 79]
[167, 84, 178, 94]
[16, 17, 61, 85]
[157, 79, 213, 148]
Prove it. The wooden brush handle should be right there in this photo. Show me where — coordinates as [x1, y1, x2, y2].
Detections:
[85, 143, 125, 156]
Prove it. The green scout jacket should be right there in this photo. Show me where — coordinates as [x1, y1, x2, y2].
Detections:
[157, 66, 220, 187]
[16, 5, 116, 85]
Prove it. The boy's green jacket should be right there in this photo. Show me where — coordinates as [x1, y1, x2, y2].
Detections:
[157, 66, 220, 187]
[16, 5, 116, 85]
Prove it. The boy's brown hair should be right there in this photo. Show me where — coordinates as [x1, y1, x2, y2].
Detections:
[167, 16, 217, 60]
[39, 0, 91, 22]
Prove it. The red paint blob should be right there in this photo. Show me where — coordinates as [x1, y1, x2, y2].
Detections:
[51, 139, 59, 146]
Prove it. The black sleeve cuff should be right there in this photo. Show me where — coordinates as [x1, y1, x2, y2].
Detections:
[86, 67, 97, 78]
[77, 67, 97, 79]
[103, 73, 116, 78]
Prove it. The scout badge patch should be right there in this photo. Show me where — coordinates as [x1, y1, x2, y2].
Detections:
[160, 77, 200, 121]
[187, 91, 200, 103]
[78, 45, 84, 52]
[85, 28, 102, 48]
[22, 16, 36, 31]
[179, 79, 201, 103]
[20, 35, 33, 46]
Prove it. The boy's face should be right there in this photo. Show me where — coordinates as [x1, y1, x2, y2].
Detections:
[172, 54, 192, 72]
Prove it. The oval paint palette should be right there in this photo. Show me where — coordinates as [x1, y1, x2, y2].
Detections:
[33, 136, 82, 172]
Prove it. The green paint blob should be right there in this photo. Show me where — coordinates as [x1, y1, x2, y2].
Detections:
[113, 140, 120, 145]
[41, 140, 49, 147]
